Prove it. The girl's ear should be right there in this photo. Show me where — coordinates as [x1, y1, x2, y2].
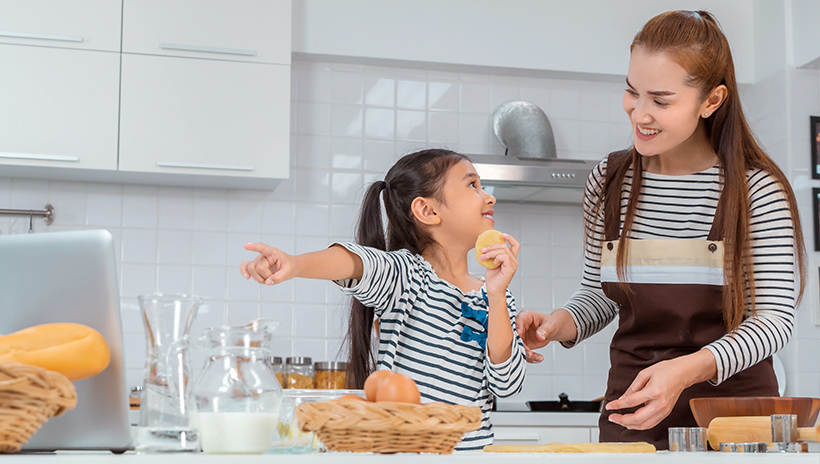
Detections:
[701, 84, 728, 118]
[411, 197, 441, 226]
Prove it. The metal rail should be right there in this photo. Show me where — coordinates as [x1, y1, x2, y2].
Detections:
[0, 204, 55, 232]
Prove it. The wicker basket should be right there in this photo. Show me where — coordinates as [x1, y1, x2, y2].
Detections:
[0, 361, 78, 453]
[296, 399, 482, 454]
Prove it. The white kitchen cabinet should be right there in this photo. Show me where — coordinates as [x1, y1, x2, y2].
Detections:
[0, 43, 120, 171]
[119, 53, 290, 181]
[0, 0, 121, 52]
[122, 0, 291, 65]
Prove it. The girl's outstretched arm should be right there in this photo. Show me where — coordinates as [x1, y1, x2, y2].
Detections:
[240, 243, 363, 285]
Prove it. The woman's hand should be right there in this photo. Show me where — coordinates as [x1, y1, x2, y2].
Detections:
[481, 233, 520, 297]
[240, 242, 299, 285]
[606, 350, 717, 430]
[516, 309, 578, 363]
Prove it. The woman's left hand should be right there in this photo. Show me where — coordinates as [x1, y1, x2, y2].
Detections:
[482, 233, 520, 296]
[606, 350, 716, 430]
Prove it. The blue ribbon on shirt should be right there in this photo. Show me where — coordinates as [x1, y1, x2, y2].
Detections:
[460, 289, 490, 349]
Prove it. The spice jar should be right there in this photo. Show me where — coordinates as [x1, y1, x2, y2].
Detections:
[271, 356, 284, 387]
[314, 362, 348, 389]
[285, 357, 314, 389]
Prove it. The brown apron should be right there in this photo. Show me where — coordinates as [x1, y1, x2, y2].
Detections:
[597, 159, 779, 449]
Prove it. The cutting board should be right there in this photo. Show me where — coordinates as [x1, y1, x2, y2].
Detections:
[707, 416, 819, 450]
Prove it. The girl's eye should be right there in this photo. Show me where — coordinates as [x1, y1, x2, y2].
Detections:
[625, 89, 638, 97]
[654, 100, 669, 107]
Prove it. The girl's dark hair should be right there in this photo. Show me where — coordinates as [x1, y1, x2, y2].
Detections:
[344, 148, 469, 388]
[589, 10, 806, 331]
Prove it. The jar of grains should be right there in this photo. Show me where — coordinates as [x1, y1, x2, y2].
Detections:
[271, 356, 284, 387]
[313, 362, 348, 389]
[284, 357, 314, 389]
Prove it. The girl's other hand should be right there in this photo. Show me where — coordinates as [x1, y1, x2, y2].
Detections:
[240, 242, 299, 285]
[481, 233, 519, 297]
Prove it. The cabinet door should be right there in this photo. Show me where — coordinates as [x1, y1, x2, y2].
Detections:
[119, 54, 290, 179]
[0, 44, 120, 170]
[0, 0, 121, 52]
[122, 0, 291, 65]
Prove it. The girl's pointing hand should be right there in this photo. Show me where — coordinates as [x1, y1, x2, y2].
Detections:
[481, 233, 520, 296]
[240, 242, 299, 285]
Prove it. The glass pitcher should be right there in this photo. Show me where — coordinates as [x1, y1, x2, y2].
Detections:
[191, 319, 283, 454]
[136, 293, 202, 453]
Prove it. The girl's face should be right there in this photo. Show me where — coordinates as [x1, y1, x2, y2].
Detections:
[623, 46, 707, 158]
[436, 159, 497, 243]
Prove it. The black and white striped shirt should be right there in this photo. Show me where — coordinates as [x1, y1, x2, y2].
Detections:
[563, 157, 796, 385]
[333, 242, 526, 450]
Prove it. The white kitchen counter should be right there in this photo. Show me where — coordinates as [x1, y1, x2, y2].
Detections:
[0, 451, 816, 463]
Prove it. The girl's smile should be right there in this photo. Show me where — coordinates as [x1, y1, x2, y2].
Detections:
[482, 210, 495, 223]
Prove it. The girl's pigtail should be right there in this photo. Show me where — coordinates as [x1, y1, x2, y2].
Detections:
[345, 180, 388, 388]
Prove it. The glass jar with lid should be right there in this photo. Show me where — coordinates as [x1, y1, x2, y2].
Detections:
[313, 362, 348, 389]
[271, 356, 284, 387]
[284, 357, 314, 389]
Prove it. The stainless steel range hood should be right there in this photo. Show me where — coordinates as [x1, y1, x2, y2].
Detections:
[467, 101, 599, 204]
[470, 155, 598, 203]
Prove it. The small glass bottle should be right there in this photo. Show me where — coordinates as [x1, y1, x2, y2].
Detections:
[284, 357, 314, 389]
[271, 356, 284, 387]
[314, 362, 348, 389]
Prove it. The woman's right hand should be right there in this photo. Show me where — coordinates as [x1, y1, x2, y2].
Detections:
[516, 309, 577, 363]
[240, 242, 299, 285]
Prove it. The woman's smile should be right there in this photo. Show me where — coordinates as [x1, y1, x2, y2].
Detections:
[635, 125, 662, 141]
[482, 210, 495, 223]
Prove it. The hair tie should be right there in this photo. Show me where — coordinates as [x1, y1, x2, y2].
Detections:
[381, 180, 390, 191]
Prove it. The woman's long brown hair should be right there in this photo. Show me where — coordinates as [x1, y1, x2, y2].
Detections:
[593, 10, 806, 331]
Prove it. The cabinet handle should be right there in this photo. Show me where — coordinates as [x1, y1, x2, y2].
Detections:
[156, 162, 255, 172]
[158, 43, 257, 57]
[0, 152, 79, 162]
[0, 30, 83, 43]
[493, 433, 541, 441]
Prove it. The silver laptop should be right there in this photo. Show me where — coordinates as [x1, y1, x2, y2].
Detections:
[0, 229, 131, 452]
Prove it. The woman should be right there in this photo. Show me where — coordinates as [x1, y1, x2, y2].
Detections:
[516, 10, 806, 449]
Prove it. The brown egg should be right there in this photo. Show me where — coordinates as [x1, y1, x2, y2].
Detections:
[375, 372, 421, 404]
[363, 370, 393, 402]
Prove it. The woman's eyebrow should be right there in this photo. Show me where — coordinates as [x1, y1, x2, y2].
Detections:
[463, 172, 478, 181]
[625, 78, 675, 96]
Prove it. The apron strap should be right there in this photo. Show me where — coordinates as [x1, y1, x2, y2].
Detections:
[603, 150, 631, 242]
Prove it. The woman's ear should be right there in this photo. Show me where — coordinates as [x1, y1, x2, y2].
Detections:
[411, 197, 441, 226]
[701, 84, 728, 118]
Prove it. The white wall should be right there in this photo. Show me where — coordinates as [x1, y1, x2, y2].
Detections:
[792, 0, 820, 68]
[293, 0, 756, 83]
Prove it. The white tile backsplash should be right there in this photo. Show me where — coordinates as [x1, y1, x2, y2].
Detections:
[6, 59, 816, 401]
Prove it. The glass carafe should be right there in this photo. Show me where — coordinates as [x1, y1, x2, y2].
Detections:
[136, 293, 202, 453]
[192, 319, 283, 454]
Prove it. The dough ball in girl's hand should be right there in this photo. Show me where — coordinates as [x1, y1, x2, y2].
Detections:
[475, 230, 506, 269]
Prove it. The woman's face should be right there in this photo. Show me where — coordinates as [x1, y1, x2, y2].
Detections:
[623, 46, 706, 158]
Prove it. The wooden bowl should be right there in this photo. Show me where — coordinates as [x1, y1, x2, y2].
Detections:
[690, 397, 820, 428]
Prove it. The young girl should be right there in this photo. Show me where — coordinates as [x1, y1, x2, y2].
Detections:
[517, 10, 806, 449]
[240, 149, 526, 450]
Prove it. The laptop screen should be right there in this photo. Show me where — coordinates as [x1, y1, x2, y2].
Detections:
[0, 229, 131, 452]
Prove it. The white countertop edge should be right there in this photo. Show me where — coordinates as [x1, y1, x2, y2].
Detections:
[491, 411, 600, 427]
[0, 451, 816, 463]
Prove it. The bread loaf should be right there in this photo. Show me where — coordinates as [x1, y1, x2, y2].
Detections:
[0, 323, 111, 381]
